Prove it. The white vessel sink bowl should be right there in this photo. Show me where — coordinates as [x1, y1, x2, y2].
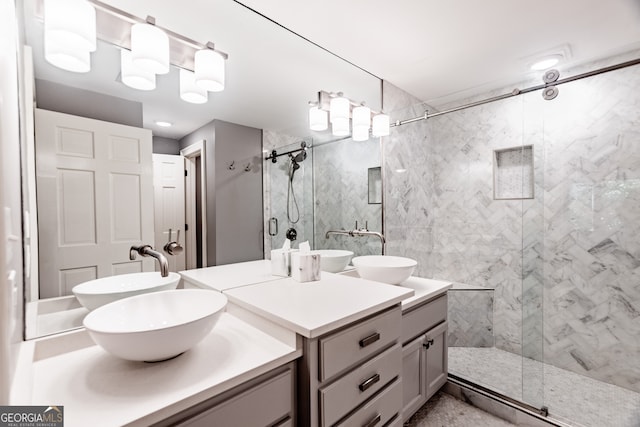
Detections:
[315, 249, 354, 273]
[72, 272, 180, 311]
[83, 289, 227, 362]
[351, 255, 417, 285]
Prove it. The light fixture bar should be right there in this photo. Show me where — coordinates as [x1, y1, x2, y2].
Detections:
[34, 0, 228, 72]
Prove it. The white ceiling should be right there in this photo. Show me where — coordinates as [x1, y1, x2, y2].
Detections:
[241, 0, 640, 105]
[23, 0, 640, 139]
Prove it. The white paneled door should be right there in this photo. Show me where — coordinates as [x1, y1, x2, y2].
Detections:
[35, 109, 154, 298]
[153, 154, 186, 273]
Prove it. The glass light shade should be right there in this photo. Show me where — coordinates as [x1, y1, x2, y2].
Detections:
[121, 49, 155, 91]
[44, 39, 90, 72]
[329, 96, 350, 123]
[44, 0, 96, 53]
[352, 105, 371, 129]
[195, 49, 225, 92]
[331, 117, 350, 136]
[180, 69, 208, 104]
[131, 23, 170, 75]
[352, 126, 369, 141]
[309, 106, 328, 131]
[372, 113, 390, 137]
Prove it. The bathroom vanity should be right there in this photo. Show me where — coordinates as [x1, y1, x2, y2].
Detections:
[181, 260, 452, 426]
[13, 260, 450, 426]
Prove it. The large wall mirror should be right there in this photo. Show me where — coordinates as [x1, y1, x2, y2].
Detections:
[18, 0, 382, 338]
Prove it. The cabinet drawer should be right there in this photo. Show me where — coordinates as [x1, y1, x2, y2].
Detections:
[320, 307, 401, 381]
[401, 294, 447, 344]
[335, 378, 402, 427]
[176, 368, 293, 427]
[321, 344, 401, 427]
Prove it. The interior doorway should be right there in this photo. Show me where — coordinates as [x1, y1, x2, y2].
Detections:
[181, 140, 207, 269]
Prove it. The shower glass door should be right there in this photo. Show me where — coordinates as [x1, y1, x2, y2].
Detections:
[266, 139, 314, 252]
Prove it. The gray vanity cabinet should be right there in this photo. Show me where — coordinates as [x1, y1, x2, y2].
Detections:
[155, 362, 296, 427]
[401, 294, 448, 422]
[298, 305, 404, 427]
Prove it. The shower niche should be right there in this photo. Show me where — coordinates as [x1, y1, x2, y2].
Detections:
[493, 145, 534, 200]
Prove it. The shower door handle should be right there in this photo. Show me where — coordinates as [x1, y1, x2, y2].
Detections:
[268, 217, 278, 236]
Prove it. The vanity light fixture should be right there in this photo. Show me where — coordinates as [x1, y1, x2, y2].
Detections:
[195, 44, 225, 92]
[43, 0, 96, 72]
[180, 69, 208, 104]
[329, 94, 350, 136]
[352, 105, 371, 141]
[131, 20, 170, 75]
[308, 104, 328, 131]
[310, 90, 390, 139]
[120, 49, 156, 91]
[372, 113, 390, 137]
[38, 1, 229, 102]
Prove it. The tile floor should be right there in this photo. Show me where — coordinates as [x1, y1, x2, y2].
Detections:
[449, 347, 640, 427]
[404, 391, 516, 426]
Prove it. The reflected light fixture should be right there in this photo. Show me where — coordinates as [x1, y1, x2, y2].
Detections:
[121, 49, 156, 91]
[180, 69, 208, 104]
[330, 94, 350, 136]
[309, 105, 328, 131]
[372, 113, 390, 137]
[352, 105, 371, 141]
[195, 46, 225, 92]
[43, 0, 96, 72]
[131, 20, 170, 75]
[44, 39, 91, 73]
[155, 121, 172, 127]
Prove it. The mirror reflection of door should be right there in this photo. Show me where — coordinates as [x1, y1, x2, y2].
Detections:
[152, 154, 186, 273]
[35, 109, 155, 298]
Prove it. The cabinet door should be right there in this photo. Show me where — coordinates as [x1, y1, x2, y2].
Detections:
[425, 321, 448, 400]
[401, 336, 426, 421]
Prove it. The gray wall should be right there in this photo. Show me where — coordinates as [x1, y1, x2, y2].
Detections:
[213, 120, 263, 265]
[180, 120, 263, 266]
[35, 79, 143, 127]
[153, 136, 181, 154]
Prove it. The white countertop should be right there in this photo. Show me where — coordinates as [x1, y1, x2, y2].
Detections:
[224, 272, 414, 339]
[338, 270, 452, 311]
[23, 313, 300, 427]
[399, 277, 453, 311]
[179, 260, 281, 291]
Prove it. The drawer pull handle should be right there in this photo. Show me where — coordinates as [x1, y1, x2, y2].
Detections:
[359, 373, 380, 392]
[362, 414, 381, 427]
[359, 332, 380, 348]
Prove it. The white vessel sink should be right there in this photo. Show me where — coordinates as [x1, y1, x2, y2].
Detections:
[351, 255, 417, 285]
[83, 289, 227, 362]
[315, 249, 354, 273]
[72, 272, 180, 311]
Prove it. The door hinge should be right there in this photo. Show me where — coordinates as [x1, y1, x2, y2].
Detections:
[184, 170, 188, 177]
[185, 223, 189, 231]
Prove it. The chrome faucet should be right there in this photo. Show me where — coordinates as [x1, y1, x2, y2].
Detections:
[325, 221, 386, 255]
[129, 245, 170, 277]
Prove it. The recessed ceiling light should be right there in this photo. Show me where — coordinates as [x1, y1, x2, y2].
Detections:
[530, 56, 561, 71]
[155, 121, 172, 127]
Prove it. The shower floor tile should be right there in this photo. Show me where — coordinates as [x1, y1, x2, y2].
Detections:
[404, 391, 516, 427]
[449, 347, 640, 427]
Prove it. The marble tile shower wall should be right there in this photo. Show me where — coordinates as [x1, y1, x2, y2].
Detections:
[263, 130, 314, 255]
[382, 59, 640, 392]
[313, 139, 383, 256]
